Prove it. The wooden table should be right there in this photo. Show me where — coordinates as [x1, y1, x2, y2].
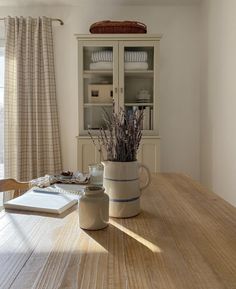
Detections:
[1, 173, 236, 289]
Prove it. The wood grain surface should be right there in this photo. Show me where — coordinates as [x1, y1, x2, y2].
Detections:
[0, 173, 236, 289]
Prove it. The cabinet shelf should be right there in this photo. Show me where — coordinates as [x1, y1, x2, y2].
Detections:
[125, 103, 154, 106]
[83, 70, 154, 78]
[84, 103, 113, 107]
[83, 70, 113, 78]
[124, 70, 154, 78]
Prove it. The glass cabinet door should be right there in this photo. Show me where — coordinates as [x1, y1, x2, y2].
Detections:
[119, 41, 159, 135]
[78, 41, 118, 134]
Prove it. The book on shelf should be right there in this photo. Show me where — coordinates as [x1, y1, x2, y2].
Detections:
[143, 107, 150, 130]
[132, 106, 152, 130]
[150, 108, 153, 130]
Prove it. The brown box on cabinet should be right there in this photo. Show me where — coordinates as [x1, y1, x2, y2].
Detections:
[88, 84, 113, 103]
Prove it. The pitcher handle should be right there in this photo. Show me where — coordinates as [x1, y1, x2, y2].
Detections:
[138, 163, 151, 191]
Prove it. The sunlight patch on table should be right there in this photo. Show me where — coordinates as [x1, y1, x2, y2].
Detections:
[110, 219, 162, 253]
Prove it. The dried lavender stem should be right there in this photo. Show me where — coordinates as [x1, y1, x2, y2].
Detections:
[88, 108, 143, 162]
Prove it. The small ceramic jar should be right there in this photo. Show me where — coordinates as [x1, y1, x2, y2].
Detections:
[79, 186, 109, 230]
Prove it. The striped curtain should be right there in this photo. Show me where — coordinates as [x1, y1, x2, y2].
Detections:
[4, 16, 62, 181]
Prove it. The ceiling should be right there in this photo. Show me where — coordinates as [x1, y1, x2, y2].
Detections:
[0, 0, 201, 6]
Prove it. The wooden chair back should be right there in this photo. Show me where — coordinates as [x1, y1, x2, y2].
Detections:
[0, 178, 30, 199]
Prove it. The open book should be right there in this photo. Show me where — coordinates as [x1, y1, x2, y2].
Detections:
[4, 190, 78, 214]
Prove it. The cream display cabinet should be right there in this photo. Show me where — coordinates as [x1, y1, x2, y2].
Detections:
[76, 34, 162, 172]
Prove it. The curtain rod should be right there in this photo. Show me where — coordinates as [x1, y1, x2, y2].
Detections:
[0, 17, 64, 25]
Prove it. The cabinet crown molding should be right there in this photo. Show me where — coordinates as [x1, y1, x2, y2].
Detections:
[75, 34, 163, 41]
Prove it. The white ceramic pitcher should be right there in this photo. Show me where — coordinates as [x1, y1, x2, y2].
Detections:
[102, 160, 151, 218]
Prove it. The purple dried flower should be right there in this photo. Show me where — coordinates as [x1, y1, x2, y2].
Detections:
[88, 108, 143, 162]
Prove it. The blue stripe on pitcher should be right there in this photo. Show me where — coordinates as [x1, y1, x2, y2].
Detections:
[104, 177, 139, 182]
[110, 196, 140, 202]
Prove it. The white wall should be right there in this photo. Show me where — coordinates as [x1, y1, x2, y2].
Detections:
[201, 0, 236, 206]
[0, 4, 201, 179]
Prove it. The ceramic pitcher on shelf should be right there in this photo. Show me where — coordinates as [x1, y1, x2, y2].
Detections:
[102, 160, 151, 218]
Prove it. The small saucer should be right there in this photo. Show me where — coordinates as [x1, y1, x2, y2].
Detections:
[57, 175, 72, 180]
[136, 99, 151, 103]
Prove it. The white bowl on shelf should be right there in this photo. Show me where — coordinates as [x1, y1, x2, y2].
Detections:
[136, 89, 151, 101]
[136, 95, 151, 102]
